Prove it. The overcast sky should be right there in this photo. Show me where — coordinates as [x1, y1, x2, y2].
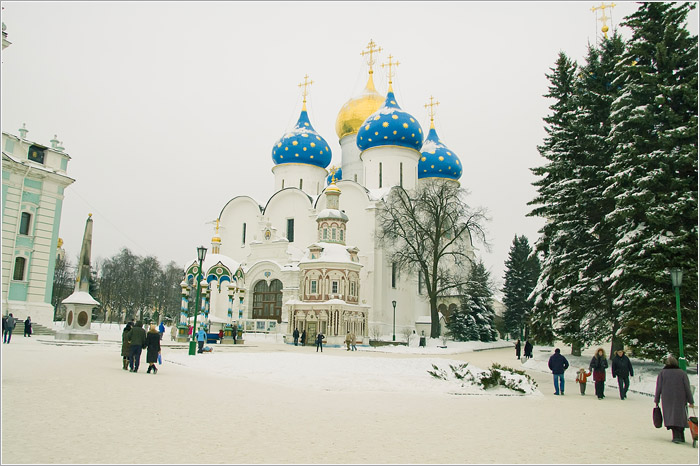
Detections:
[2, 1, 697, 292]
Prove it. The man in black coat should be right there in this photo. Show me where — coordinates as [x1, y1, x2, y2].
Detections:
[611, 349, 634, 400]
[127, 321, 148, 372]
[548, 348, 569, 395]
[293, 328, 299, 346]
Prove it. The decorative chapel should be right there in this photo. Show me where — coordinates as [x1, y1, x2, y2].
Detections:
[180, 40, 474, 346]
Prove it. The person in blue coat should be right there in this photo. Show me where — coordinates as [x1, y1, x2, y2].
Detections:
[196, 327, 207, 353]
[548, 348, 570, 395]
[158, 321, 165, 340]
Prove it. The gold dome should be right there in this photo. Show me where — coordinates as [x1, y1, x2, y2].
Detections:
[335, 73, 385, 140]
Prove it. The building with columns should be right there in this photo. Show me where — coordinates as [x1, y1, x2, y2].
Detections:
[182, 41, 473, 345]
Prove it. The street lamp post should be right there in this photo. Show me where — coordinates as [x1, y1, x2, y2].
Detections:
[670, 268, 686, 371]
[392, 300, 397, 342]
[189, 246, 207, 356]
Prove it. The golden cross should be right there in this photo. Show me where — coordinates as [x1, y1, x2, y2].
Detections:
[298, 74, 313, 104]
[360, 39, 382, 73]
[215, 218, 220, 234]
[591, 2, 616, 39]
[424, 95, 440, 125]
[381, 54, 400, 86]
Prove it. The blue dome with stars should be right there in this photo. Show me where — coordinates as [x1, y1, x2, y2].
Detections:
[418, 127, 462, 180]
[326, 167, 342, 185]
[272, 109, 332, 168]
[356, 91, 423, 152]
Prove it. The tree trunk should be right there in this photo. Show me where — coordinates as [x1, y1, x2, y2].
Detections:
[430, 299, 440, 338]
[571, 340, 582, 356]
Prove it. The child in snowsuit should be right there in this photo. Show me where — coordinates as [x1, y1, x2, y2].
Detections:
[576, 368, 591, 395]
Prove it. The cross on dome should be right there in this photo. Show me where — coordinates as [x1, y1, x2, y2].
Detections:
[298, 74, 314, 110]
[381, 54, 400, 91]
[591, 2, 616, 38]
[425, 95, 440, 129]
[360, 39, 382, 74]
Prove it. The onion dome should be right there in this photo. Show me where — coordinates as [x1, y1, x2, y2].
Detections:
[418, 126, 462, 180]
[326, 166, 342, 185]
[272, 75, 332, 168]
[335, 73, 385, 140]
[356, 90, 423, 152]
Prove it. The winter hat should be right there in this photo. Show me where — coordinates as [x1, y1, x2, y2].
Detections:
[554, 348, 560, 353]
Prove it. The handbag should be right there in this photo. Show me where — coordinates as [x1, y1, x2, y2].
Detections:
[653, 404, 663, 428]
[157, 353, 162, 365]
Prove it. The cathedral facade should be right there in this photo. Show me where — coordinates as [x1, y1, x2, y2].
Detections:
[182, 41, 472, 345]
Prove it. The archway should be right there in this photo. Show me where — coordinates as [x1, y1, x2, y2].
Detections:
[252, 279, 282, 323]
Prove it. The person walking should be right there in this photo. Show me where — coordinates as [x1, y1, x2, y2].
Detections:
[316, 332, 325, 352]
[23, 316, 32, 337]
[293, 328, 299, 346]
[3, 313, 16, 344]
[524, 340, 533, 360]
[121, 321, 133, 370]
[654, 356, 695, 444]
[218, 329, 224, 344]
[575, 368, 591, 395]
[350, 332, 357, 351]
[515, 339, 521, 360]
[345, 331, 352, 351]
[611, 348, 634, 400]
[300, 329, 307, 347]
[548, 348, 569, 395]
[145, 324, 161, 374]
[158, 321, 165, 340]
[170, 324, 177, 341]
[589, 347, 609, 399]
[127, 321, 147, 373]
[196, 327, 207, 353]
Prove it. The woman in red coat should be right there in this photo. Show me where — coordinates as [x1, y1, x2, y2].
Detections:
[589, 348, 608, 399]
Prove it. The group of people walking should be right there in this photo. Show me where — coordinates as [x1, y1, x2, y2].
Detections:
[290, 328, 356, 353]
[121, 321, 161, 374]
[2, 314, 32, 343]
[546, 345, 695, 445]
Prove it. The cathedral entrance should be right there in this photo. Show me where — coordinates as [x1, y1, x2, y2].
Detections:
[252, 279, 283, 323]
[306, 322, 317, 343]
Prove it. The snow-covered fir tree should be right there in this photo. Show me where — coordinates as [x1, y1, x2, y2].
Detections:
[448, 261, 497, 342]
[501, 235, 540, 340]
[528, 51, 579, 346]
[605, 2, 698, 361]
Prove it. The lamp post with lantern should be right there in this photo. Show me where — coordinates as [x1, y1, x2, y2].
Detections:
[392, 300, 397, 342]
[189, 246, 207, 356]
[670, 268, 687, 371]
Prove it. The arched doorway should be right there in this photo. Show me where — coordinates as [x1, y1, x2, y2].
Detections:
[252, 279, 282, 323]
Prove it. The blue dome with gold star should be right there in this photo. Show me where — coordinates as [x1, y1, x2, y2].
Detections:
[418, 127, 462, 180]
[356, 91, 423, 152]
[272, 109, 332, 168]
[326, 167, 342, 185]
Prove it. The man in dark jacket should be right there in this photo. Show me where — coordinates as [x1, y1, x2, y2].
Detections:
[3, 313, 16, 344]
[127, 321, 148, 372]
[611, 349, 634, 400]
[548, 348, 569, 395]
[293, 328, 299, 346]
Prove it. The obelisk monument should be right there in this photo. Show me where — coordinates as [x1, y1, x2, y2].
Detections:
[55, 214, 99, 341]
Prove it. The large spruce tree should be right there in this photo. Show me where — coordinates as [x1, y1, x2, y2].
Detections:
[605, 2, 698, 361]
[502, 235, 541, 340]
[447, 261, 498, 342]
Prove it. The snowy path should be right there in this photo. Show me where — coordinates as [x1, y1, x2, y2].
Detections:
[2, 335, 698, 464]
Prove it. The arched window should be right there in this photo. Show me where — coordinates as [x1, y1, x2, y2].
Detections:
[252, 279, 283, 323]
[13, 257, 26, 281]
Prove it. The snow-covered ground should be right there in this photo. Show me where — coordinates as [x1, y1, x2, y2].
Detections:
[77, 322, 697, 398]
[1, 323, 697, 464]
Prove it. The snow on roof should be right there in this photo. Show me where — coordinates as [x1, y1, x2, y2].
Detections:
[415, 315, 431, 324]
[317, 208, 348, 221]
[299, 242, 359, 265]
[62, 291, 100, 306]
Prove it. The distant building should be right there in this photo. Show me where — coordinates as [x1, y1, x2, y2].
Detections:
[2, 130, 74, 326]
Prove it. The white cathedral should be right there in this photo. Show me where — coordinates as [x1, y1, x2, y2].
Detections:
[181, 41, 474, 345]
